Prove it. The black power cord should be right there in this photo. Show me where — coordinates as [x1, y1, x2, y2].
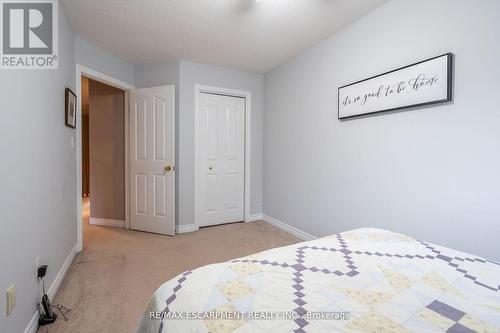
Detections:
[37, 265, 57, 327]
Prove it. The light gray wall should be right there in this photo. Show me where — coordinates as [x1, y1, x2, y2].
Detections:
[135, 62, 180, 89]
[263, 0, 500, 261]
[178, 60, 264, 226]
[0, 5, 77, 333]
[89, 80, 125, 221]
[75, 35, 135, 86]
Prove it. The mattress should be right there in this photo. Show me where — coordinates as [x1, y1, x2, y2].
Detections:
[136, 228, 500, 333]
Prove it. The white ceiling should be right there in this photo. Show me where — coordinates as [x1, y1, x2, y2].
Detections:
[61, 0, 388, 73]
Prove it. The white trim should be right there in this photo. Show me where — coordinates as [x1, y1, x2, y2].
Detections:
[262, 215, 317, 241]
[89, 218, 125, 228]
[245, 214, 263, 222]
[124, 90, 130, 229]
[24, 312, 38, 333]
[47, 245, 78, 301]
[175, 224, 199, 234]
[194, 84, 252, 229]
[76, 65, 135, 91]
[24, 244, 78, 333]
[76, 64, 135, 252]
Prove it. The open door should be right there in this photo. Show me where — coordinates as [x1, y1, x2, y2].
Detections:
[129, 85, 175, 235]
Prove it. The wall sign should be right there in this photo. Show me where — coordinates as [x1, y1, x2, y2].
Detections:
[338, 53, 453, 119]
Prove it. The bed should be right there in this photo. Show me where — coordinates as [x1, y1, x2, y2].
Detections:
[136, 228, 500, 333]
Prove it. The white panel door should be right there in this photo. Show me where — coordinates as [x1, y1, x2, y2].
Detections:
[197, 93, 245, 227]
[130, 85, 175, 235]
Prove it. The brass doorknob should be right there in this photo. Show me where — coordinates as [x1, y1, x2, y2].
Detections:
[164, 165, 172, 172]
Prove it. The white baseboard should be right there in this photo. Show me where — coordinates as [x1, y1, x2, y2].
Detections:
[47, 244, 78, 301]
[24, 312, 38, 333]
[89, 218, 125, 228]
[245, 214, 263, 222]
[24, 244, 78, 333]
[262, 215, 317, 241]
[175, 224, 199, 234]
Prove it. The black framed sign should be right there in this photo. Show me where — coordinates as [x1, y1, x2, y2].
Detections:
[338, 53, 453, 119]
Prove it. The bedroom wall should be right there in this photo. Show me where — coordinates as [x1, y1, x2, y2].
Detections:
[263, 0, 500, 261]
[178, 60, 264, 226]
[0, 5, 77, 333]
[89, 80, 125, 221]
[75, 34, 135, 86]
[135, 61, 180, 89]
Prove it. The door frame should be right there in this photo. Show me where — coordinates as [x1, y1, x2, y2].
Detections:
[75, 64, 135, 252]
[194, 84, 252, 229]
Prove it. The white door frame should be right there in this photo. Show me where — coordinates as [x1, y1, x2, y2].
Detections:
[75, 64, 135, 252]
[194, 84, 252, 229]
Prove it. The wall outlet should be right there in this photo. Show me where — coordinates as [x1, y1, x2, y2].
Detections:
[35, 257, 40, 279]
[256, 194, 262, 203]
[6, 285, 16, 316]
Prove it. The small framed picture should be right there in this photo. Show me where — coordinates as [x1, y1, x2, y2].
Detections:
[65, 88, 77, 128]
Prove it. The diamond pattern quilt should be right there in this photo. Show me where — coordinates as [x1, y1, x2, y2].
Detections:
[136, 228, 500, 333]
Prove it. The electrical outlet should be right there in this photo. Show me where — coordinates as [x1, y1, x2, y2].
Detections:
[6, 285, 16, 316]
[256, 194, 262, 203]
[35, 257, 40, 279]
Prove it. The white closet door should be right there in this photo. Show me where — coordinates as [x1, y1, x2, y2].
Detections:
[129, 85, 175, 235]
[197, 93, 245, 227]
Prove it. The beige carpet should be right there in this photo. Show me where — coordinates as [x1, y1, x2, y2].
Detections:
[38, 198, 299, 333]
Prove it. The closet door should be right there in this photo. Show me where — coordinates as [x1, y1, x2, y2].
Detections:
[197, 92, 245, 227]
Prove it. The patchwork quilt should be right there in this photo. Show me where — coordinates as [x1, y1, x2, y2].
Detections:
[136, 228, 500, 333]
